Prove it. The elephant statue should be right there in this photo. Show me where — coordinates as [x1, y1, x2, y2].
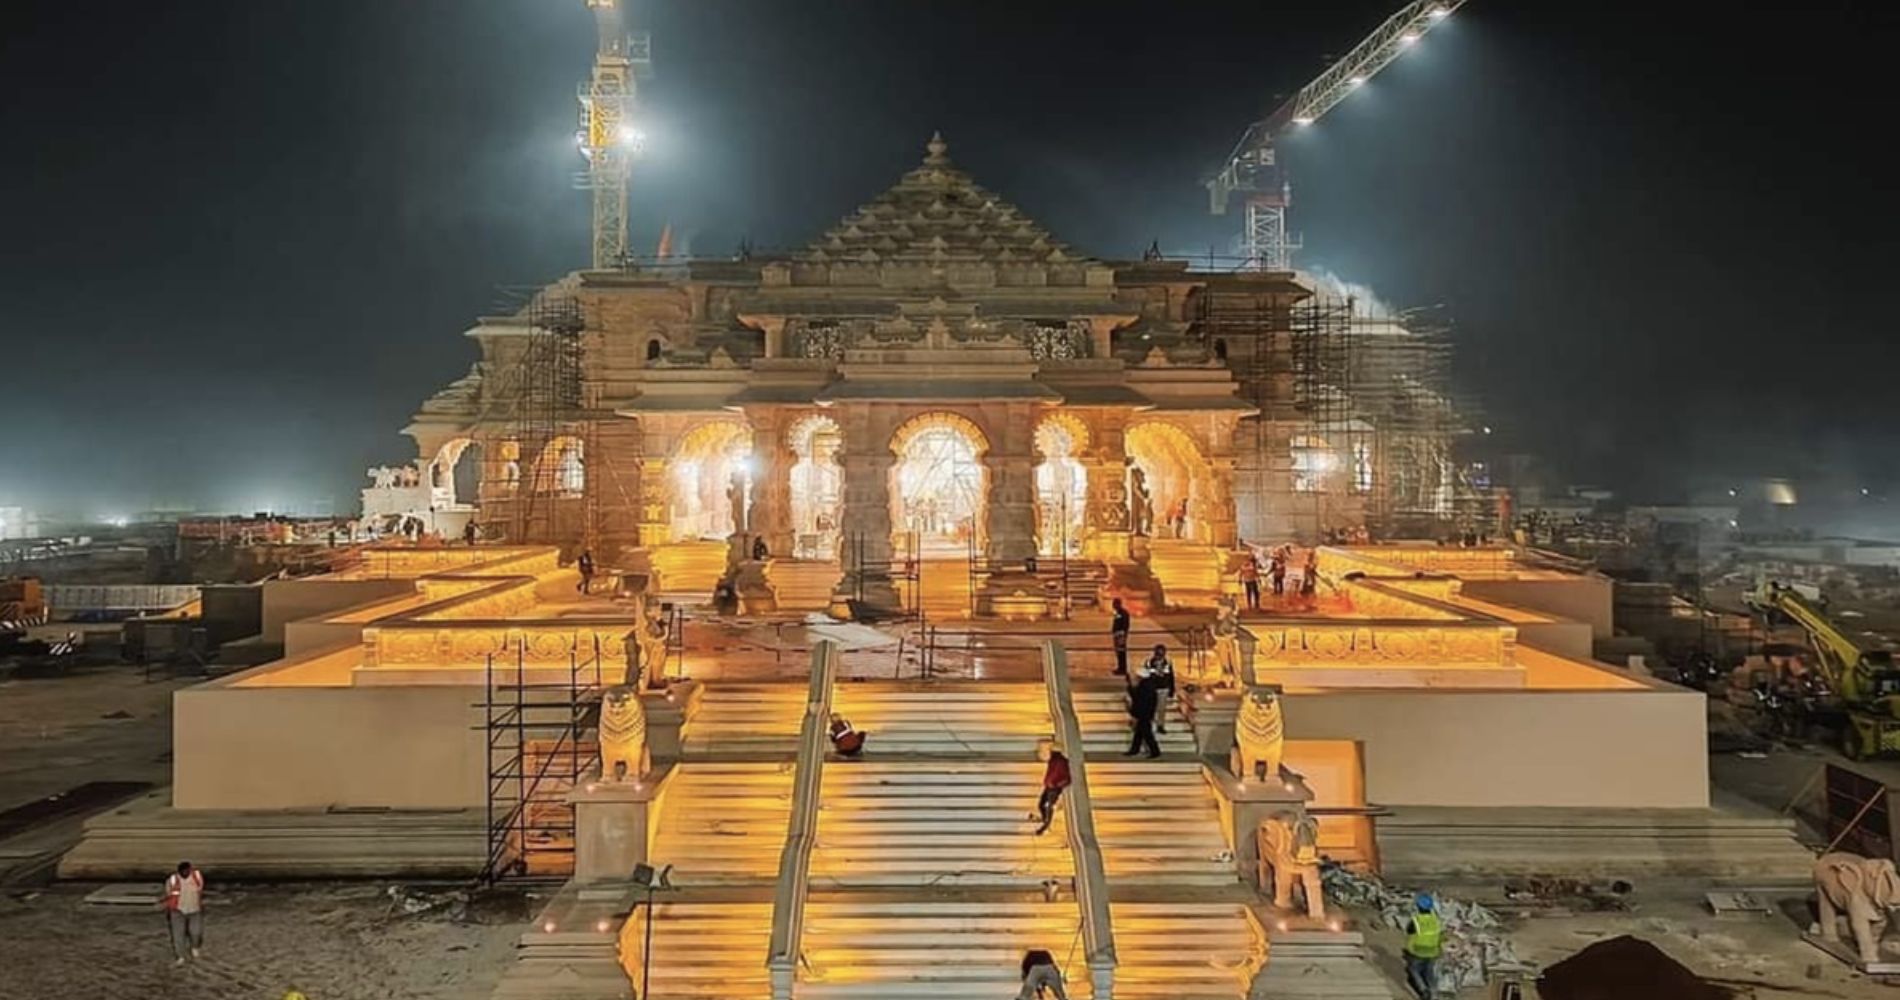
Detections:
[1234, 685, 1285, 782]
[597, 685, 649, 783]
[1260, 810, 1325, 920]
[1816, 852, 1900, 964]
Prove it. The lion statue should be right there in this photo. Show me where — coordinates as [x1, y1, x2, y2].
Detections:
[1235, 686, 1285, 782]
[1816, 852, 1900, 964]
[597, 685, 649, 783]
[1259, 810, 1325, 920]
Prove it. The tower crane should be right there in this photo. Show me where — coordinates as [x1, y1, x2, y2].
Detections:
[1206, 1, 1465, 271]
[576, 0, 653, 269]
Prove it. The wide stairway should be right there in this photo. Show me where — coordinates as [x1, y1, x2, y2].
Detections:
[1090, 760, 1237, 887]
[680, 683, 810, 759]
[628, 901, 774, 1000]
[1147, 538, 1225, 606]
[1072, 683, 1196, 759]
[648, 762, 793, 885]
[797, 900, 1092, 1000]
[832, 682, 1052, 755]
[1111, 902, 1260, 999]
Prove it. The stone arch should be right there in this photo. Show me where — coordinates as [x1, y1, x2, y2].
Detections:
[787, 414, 843, 559]
[1126, 421, 1213, 542]
[888, 411, 991, 555]
[1033, 415, 1089, 556]
[668, 419, 755, 542]
[534, 435, 586, 497]
[431, 437, 483, 506]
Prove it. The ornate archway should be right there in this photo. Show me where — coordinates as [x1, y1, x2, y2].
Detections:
[533, 436, 586, 498]
[888, 412, 990, 557]
[1034, 415, 1089, 557]
[669, 420, 754, 542]
[1125, 421, 1212, 542]
[431, 437, 483, 507]
[787, 414, 842, 559]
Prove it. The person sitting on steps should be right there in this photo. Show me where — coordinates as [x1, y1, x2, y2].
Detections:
[828, 713, 866, 758]
[1032, 744, 1072, 836]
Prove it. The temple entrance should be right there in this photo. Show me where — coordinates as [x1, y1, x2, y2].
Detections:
[1034, 418, 1087, 557]
[670, 421, 753, 542]
[431, 438, 482, 507]
[788, 415, 843, 560]
[1125, 422, 1209, 541]
[890, 413, 988, 558]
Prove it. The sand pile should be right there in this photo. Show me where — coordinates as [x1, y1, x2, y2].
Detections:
[1538, 935, 1732, 1000]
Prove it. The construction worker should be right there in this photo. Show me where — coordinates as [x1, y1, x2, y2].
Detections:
[1032, 744, 1072, 836]
[1109, 598, 1131, 676]
[1015, 948, 1069, 1000]
[576, 550, 596, 594]
[1403, 893, 1442, 1000]
[828, 713, 866, 758]
[159, 860, 206, 965]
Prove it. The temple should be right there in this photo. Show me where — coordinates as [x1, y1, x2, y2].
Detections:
[394, 135, 1489, 616]
[66, 137, 1813, 1000]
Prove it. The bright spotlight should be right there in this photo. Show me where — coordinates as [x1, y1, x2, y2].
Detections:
[1347, 75, 1366, 88]
[1400, 32, 1419, 46]
[1429, 4, 1451, 18]
[617, 124, 648, 151]
[1293, 116, 1315, 126]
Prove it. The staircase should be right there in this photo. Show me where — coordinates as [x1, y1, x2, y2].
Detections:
[626, 901, 774, 1000]
[1071, 683, 1196, 759]
[651, 540, 727, 600]
[797, 900, 1094, 1000]
[1111, 902, 1260, 999]
[812, 760, 1072, 888]
[681, 683, 810, 759]
[1148, 539, 1225, 607]
[1090, 761, 1237, 887]
[897, 559, 977, 620]
[648, 762, 793, 885]
[831, 683, 1053, 756]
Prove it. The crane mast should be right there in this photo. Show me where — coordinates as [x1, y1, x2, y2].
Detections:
[577, 0, 652, 269]
[1207, 1, 1464, 271]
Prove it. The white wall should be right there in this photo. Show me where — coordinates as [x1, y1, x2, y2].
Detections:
[1285, 687, 1708, 808]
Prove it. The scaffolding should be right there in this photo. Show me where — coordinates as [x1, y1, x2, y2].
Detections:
[1195, 279, 1496, 541]
[481, 635, 605, 883]
[467, 289, 587, 547]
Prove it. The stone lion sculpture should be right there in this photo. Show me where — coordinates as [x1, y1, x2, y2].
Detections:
[597, 685, 649, 783]
[1235, 686, 1285, 782]
[1816, 852, 1900, 964]
[1260, 810, 1325, 920]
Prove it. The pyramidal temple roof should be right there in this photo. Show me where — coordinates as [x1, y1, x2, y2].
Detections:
[796, 133, 1092, 267]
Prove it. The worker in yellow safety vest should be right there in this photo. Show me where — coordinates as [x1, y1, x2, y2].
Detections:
[1402, 893, 1442, 1000]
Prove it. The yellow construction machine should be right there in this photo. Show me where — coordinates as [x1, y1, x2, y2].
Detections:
[1748, 580, 1900, 759]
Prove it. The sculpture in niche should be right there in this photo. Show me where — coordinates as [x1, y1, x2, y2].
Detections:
[1210, 595, 1241, 685]
[1235, 686, 1285, 781]
[597, 685, 649, 783]
[1816, 852, 1900, 964]
[1260, 811, 1326, 920]
[1129, 466, 1154, 537]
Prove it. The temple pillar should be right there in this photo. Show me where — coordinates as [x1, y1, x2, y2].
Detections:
[1082, 418, 1133, 564]
[980, 403, 1045, 618]
[835, 409, 900, 612]
[636, 457, 671, 548]
[745, 408, 796, 560]
[1207, 456, 1240, 549]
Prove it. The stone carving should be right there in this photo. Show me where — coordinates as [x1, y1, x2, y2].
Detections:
[1024, 321, 1090, 360]
[1210, 596, 1241, 685]
[597, 685, 649, 783]
[1260, 811, 1326, 920]
[1129, 466, 1154, 536]
[1816, 852, 1900, 964]
[633, 602, 668, 686]
[1235, 686, 1285, 782]
[794, 321, 848, 359]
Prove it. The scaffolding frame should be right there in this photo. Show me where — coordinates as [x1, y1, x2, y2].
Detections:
[481, 635, 605, 884]
[470, 289, 588, 547]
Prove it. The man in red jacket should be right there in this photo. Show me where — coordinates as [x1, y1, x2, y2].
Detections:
[1033, 746, 1072, 836]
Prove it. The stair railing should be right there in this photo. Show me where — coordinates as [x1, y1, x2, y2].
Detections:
[1041, 640, 1118, 999]
[766, 639, 839, 1000]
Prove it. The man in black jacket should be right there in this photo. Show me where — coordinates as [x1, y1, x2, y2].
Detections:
[1124, 670, 1162, 759]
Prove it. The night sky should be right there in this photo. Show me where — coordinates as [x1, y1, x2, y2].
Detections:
[1, 2, 1893, 520]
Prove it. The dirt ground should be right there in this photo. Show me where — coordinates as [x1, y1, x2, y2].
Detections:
[0, 882, 527, 1000]
[0, 662, 181, 814]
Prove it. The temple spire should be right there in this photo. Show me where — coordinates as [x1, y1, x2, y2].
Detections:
[924, 131, 949, 165]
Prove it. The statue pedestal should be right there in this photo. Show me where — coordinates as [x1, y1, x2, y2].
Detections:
[1184, 689, 1241, 762]
[1204, 763, 1312, 884]
[639, 681, 698, 765]
[567, 762, 674, 884]
[977, 570, 1049, 621]
[732, 558, 778, 614]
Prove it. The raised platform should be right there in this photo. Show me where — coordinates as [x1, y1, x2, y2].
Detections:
[59, 790, 484, 880]
[1375, 798, 1815, 884]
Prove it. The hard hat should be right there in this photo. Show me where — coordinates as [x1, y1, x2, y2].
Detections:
[1415, 893, 1435, 912]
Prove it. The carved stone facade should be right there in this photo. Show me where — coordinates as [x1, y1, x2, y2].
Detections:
[402, 135, 1389, 610]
